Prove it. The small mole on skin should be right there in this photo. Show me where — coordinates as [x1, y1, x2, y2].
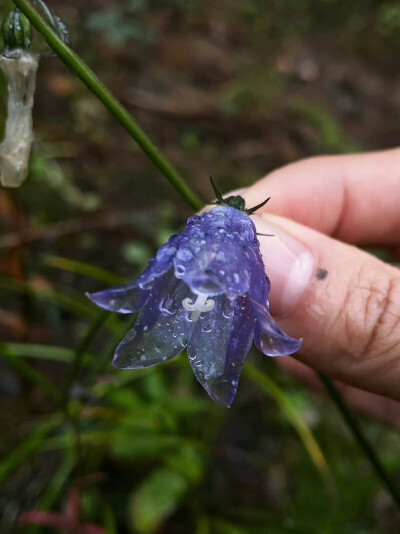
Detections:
[316, 268, 328, 280]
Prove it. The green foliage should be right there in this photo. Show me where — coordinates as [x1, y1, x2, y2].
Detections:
[85, 0, 197, 46]
[290, 99, 359, 154]
[130, 468, 189, 533]
[377, 2, 400, 38]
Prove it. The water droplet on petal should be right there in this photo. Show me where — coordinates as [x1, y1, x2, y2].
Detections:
[139, 279, 153, 290]
[157, 245, 176, 262]
[202, 324, 212, 333]
[176, 247, 193, 261]
[233, 272, 240, 284]
[159, 296, 177, 316]
[223, 300, 234, 319]
[175, 265, 186, 278]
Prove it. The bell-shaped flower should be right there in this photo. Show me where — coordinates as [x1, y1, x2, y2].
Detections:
[87, 198, 302, 407]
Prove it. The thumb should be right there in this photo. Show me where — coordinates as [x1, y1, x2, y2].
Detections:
[252, 214, 400, 401]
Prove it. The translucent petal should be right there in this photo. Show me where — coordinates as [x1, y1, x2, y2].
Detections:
[252, 300, 302, 356]
[113, 271, 196, 369]
[187, 294, 256, 407]
[173, 207, 257, 298]
[86, 283, 149, 314]
[86, 236, 180, 314]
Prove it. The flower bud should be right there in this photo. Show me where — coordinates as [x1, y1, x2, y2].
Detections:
[2, 9, 32, 57]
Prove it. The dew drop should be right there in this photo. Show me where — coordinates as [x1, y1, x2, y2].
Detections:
[139, 279, 153, 290]
[157, 245, 176, 262]
[176, 247, 193, 261]
[222, 301, 234, 319]
[233, 272, 240, 284]
[175, 265, 186, 278]
[202, 324, 212, 333]
[159, 296, 177, 316]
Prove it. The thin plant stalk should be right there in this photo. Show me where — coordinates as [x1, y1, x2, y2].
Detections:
[0, 342, 61, 400]
[11, 0, 203, 211]
[318, 372, 400, 508]
[63, 310, 110, 406]
[11, 0, 400, 512]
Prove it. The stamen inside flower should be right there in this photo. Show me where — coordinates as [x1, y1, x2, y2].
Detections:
[182, 293, 215, 322]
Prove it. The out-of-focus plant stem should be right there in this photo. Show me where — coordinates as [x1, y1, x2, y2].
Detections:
[11, 0, 400, 513]
[245, 363, 333, 489]
[11, 0, 203, 211]
[0, 342, 61, 400]
[318, 372, 400, 508]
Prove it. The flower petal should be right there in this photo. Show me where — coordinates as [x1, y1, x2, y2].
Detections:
[86, 283, 149, 314]
[187, 294, 256, 407]
[113, 271, 196, 369]
[174, 208, 256, 297]
[249, 246, 302, 356]
[86, 235, 180, 314]
[252, 300, 302, 356]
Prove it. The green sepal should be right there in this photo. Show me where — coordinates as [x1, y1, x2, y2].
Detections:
[2, 9, 32, 53]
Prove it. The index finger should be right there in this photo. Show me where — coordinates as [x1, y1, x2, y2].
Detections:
[241, 148, 400, 245]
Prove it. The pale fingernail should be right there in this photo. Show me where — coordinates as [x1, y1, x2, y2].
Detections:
[252, 215, 315, 317]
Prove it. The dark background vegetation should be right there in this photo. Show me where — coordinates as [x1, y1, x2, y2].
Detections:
[1, 1, 400, 532]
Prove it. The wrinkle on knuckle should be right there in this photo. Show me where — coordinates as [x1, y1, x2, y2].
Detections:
[338, 263, 400, 360]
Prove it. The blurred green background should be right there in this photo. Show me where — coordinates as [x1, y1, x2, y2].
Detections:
[1, 1, 400, 533]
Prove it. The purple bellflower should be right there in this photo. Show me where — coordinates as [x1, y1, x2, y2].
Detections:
[87, 181, 302, 406]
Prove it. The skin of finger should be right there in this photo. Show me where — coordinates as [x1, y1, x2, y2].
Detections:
[257, 214, 400, 401]
[278, 357, 400, 430]
[241, 148, 400, 245]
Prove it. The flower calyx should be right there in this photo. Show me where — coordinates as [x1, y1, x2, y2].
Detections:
[209, 176, 270, 215]
[2, 9, 32, 58]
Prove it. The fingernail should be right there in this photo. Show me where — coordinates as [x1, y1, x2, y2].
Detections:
[252, 215, 315, 317]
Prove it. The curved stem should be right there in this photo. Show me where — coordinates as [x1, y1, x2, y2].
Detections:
[318, 372, 400, 508]
[11, 0, 203, 211]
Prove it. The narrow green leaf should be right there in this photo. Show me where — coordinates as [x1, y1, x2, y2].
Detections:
[245, 364, 333, 488]
[0, 418, 61, 486]
[0, 276, 98, 318]
[42, 254, 125, 285]
[130, 468, 188, 534]
[0, 342, 61, 400]
[103, 502, 118, 534]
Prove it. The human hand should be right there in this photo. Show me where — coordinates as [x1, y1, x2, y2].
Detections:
[239, 149, 400, 423]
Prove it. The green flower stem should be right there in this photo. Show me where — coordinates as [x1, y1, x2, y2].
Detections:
[0, 342, 61, 400]
[11, 0, 203, 211]
[318, 372, 400, 508]
[62, 310, 110, 406]
[10, 0, 400, 512]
